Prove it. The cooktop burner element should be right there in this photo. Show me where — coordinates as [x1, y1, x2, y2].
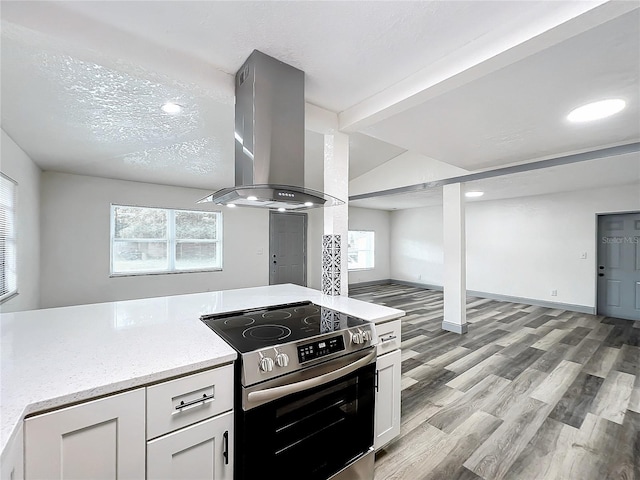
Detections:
[223, 316, 256, 327]
[293, 305, 320, 316]
[242, 324, 292, 341]
[261, 310, 292, 321]
[302, 315, 320, 325]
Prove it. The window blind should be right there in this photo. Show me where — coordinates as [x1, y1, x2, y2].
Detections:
[0, 174, 17, 300]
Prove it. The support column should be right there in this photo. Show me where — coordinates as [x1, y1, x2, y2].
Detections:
[322, 131, 349, 296]
[442, 183, 467, 333]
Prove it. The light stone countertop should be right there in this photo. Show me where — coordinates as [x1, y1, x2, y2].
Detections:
[0, 283, 404, 455]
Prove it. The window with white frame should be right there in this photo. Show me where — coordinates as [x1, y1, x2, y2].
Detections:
[347, 230, 375, 270]
[111, 205, 222, 275]
[0, 174, 17, 301]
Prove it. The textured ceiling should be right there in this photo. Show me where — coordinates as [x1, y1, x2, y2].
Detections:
[14, 0, 600, 113]
[1, 22, 235, 189]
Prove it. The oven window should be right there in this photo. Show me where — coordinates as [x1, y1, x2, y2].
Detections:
[238, 363, 375, 479]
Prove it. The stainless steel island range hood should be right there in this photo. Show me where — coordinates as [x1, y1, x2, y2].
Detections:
[198, 50, 343, 210]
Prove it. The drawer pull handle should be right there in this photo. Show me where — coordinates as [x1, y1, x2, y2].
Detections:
[175, 393, 212, 410]
[223, 431, 229, 465]
[380, 335, 397, 343]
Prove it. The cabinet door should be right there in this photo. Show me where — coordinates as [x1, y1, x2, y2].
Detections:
[375, 349, 401, 451]
[1, 422, 24, 480]
[147, 411, 233, 480]
[24, 388, 145, 480]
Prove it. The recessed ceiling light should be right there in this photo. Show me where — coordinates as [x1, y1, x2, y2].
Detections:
[304, 202, 314, 207]
[227, 203, 236, 208]
[567, 99, 625, 123]
[161, 102, 183, 114]
[465, 191, 484, 198]
[247, 196, 258, 201]
[278, 207, 286, 212]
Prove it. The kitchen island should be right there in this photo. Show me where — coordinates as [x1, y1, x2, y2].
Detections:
[0, 283, 404, 475]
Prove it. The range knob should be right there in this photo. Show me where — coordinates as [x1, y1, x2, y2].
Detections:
[275, 352, 290, 368]
[351, 330, 364, 345]
[259, 356, 275, 372]
[362, 330, 372, 343]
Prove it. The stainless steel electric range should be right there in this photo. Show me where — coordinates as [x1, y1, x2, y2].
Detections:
[201, 301, 377, 480]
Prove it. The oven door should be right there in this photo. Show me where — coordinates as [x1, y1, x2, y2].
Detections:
[236, 348, 376, 480]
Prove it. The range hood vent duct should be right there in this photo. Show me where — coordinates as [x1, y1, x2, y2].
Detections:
[198, 50, 343, 210]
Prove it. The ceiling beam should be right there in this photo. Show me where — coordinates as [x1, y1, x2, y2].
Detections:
[305, 103, 339, 134]
[349, 142, 640, 201]
[339, 1, 638, 133]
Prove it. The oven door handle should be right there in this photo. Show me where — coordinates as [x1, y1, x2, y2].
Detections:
[247, 349, 376, 406]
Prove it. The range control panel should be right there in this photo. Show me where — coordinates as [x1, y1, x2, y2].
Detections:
[297, 335, 345, 363]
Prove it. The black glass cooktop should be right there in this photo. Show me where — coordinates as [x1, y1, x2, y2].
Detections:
[200, 301, 369, 353]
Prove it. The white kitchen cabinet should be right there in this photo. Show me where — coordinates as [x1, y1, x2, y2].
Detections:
[24, 388, 145, 480]
[374, 318, 402, 451]
[146, 364, 233, 440]
[375, 319, 401, 356]
[147, 411, 233, 480]
[146, 364, 234, 480]
[20, 364, 234, 480]
[375, 348, 401, 450]
[1, 422, 24, 480]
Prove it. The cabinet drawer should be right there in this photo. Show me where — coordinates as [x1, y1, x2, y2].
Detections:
[147, 364, 234, 440]
[376, 319, 401, 355]
[147, 411, 233, 480]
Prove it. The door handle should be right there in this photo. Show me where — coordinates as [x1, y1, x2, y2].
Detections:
[246, 349, 376, 408]
[223, 431, 229, 465]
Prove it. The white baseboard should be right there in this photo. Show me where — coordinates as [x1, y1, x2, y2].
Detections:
[389, 279, 595, 314]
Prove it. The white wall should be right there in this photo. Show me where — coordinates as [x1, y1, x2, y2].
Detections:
[40, 172, 270, 308]
[390, 184, 640, 309]
[348, 207, 391, 285]
[307, 208, 323, 290]
[304, 131, 325, 291]
[390, 205, 443, 286]
[0, 130, 41, 312]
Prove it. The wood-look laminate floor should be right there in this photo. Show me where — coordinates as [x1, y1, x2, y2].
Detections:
[349, 283, 640, 480]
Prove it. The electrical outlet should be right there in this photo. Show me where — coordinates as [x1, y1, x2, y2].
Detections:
[551, 290, 558, 296]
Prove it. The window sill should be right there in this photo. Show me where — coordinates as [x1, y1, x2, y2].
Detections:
[110, 268, 223, 278]
[348, 268, 375, 272]
[0, 290, 19, 305]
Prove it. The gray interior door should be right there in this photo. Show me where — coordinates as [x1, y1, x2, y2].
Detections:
[597, 212, 640, 320]
[269, 212, 307, 286]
